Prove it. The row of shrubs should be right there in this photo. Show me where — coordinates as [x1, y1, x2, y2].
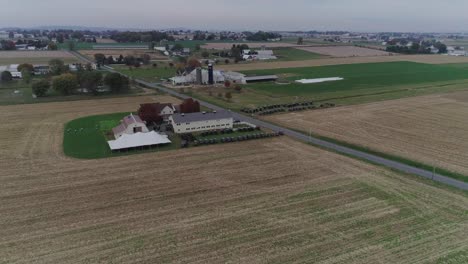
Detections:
[256, 103, 337, 116]
[199, 127, 260, 137]
[240, 101, 314, 114]
[194, 132, 284, 146]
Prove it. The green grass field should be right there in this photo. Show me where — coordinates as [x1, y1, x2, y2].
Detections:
[114, 64, 176, 82]
[187, 61, 468, 111]
[243, 61, 468, 97]
[63, 113, 180, 159]
[273, 48, 326, 61]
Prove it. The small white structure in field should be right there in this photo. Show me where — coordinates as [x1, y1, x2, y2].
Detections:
[296, 77, 344, 84]
[112, 114, 149, 139]
[108, 131, 171, 151]
[169, 111, 234, 134]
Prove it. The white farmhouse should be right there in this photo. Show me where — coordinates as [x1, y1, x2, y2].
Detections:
[112, 114, 149, 139]
[169, 111, 234, 134]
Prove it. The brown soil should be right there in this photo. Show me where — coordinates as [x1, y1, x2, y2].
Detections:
[1, 96, 468, 263]
[296, 46, 391, 57]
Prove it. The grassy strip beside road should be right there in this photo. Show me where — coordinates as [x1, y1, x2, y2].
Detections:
[288, 126, 468, 183]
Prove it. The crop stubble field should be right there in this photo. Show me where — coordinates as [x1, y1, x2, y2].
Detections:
[79, 49, 168, 60]
[219, 54, 468, 71]
[1, 96, 468, 263]
[296, 46, 391, 57]
[0, 51, 78, 65]
[265, 91, 468, 177]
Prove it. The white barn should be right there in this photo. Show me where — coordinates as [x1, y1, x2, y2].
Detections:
[112, 114, 149, 139]
[170, 69, 225, 85]
[169, 111, 234, 134]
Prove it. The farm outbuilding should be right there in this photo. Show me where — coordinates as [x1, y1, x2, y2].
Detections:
[170, 111, 234, 134]
[244, 75, 278, 83]
[107, 131, 171, 151]
[112, 114, 149, 139]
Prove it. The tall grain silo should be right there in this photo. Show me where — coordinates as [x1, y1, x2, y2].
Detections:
[196, 68, 202, 85]
[208, 64, 214, 85]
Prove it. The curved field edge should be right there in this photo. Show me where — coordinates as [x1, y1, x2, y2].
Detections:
[63, 112, 180, 159]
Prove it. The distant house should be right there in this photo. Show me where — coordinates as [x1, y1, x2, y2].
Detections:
[429, 46, 439, 54]
[169, 111, 234, 134]
[112, 114, 149, 139]
[15, 44, 28, 51]
[447, 47, 467, 56]
[33, 65, 50, 75]
[242, 49, 277, 60]
[138, 103, 176, 123]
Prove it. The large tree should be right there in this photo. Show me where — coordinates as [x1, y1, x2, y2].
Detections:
[78, 71, 103, 94]
[104, 73, 129, 93]
[0, 71, 12, 82]
[32, 79, 50, 97]
[94, 53, 106, 65]
[18, 63, 34, 73]
[48, 42, 58, 50]
[179, 98, 200, 113]
[53, 73, 78, 95]
[49, 59, 67, 75]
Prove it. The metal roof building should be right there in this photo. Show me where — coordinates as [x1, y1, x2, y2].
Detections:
[107, 131, 171, 151]
[244, 75, 279, 83]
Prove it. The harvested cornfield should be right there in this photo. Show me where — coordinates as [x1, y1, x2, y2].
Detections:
[218, 54, 468, 71]
[202, 42, 301, 50]
[265, 91, 468, 176]
[79, 49, 168, 60]
[296, 46, 391, 57]
[1, 96, 468, 263]
[0, 51, 78, 65]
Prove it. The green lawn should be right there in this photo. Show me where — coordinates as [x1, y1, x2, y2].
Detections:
[63, 113, 181, 159]
[274, 47, 327, 61]
[114, 64, 176, 83]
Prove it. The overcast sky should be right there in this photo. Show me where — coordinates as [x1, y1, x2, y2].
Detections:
[1, 0, 467, 32]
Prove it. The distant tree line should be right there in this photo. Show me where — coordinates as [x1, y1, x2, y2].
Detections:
[386, 41, 447, 54]
[110, 31, 175, 43]
[244, 31, 282, 41]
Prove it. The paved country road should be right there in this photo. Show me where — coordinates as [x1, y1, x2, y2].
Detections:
[70, 51, 468, 191]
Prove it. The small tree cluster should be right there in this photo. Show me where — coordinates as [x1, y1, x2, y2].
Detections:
[32, 80, 51, 97]
[53, 73, 78, 95]
[0, 71, 13, 82]
[104, 73, 129, 93]
[179, 98, 201, 113]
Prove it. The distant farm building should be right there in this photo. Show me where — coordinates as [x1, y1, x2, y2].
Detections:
[242, 47, 277, 60]
[170, 68, 226, 85]
[244, 75, 279, 83]
[170, 111, 234, 134]
[112, 114, 149, 139]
